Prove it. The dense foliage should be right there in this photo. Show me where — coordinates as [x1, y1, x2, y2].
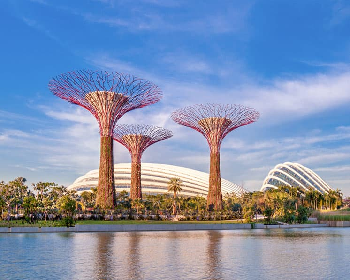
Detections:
[0, 178, 344, 225]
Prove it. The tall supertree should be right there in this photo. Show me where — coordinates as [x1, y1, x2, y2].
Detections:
[48, 70, 162, 209]
[171, 104, 259, 210]
[113, 124, 173, 199]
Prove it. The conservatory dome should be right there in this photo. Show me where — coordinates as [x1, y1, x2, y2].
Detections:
[261, 162, 333, 194]
[68, 162, 247, 197]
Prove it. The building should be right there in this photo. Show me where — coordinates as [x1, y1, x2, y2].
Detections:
[260, 162, 333, 194]
[68, 163, 246, 197]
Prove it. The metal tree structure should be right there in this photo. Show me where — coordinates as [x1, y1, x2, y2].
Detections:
[171, 104, 259, 210]
[113, 124, 173, 199]
[48, 70, 162, 209]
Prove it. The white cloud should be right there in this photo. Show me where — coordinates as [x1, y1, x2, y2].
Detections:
[241, 71, 350, 123]
[21, 17, 60, 43]
[314, 165, 350, 172]
[0, 134, 9, 141]
[63, 1, 253, 34]
[45, 107, 96, 125]
[162, 54, 212, 74]
[86, 52, 350, 124]
[298, 152, 350, 166]
[85, 54, 158, 82]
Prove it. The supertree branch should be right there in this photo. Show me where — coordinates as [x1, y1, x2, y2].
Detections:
[49, 70, 162, 136]
[171, 104, 259, 210]
[171, 104, 259, 151]
[113, 124, 173, 199]
[49, 70, 162, 209]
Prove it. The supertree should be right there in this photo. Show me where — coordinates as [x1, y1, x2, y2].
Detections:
[171, 104, 259, 210]
[113, 124, 173, 199]
[48, 70, 162, 209]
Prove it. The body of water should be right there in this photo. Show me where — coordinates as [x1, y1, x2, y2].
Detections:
[1, 228, 349, 279]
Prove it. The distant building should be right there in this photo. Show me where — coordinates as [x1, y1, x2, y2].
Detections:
[68, 163, 247, 197]
[261, 162, 333, 194]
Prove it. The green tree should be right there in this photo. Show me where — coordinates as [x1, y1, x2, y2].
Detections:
[33, 182, 57, 212]
[296, 205, 311, 224]
[56, 195, 76, 216]
[23, 196, 38, 216]
[131, 199, 145, 214]
[9, 177, 28, 214]
[80, 189, 96, 209]
[264, 207, 274, 224]
[167, 177, 183, 215]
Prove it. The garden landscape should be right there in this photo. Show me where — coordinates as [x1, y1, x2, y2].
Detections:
[1, 1, 350, 279]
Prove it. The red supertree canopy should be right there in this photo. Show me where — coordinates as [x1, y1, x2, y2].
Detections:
[171, 103, 259, 151]
[48, 70, 162, 136]
[171, 103, 259, 210]
[113, 124, 173, 158]
[113, 124, 173, 199]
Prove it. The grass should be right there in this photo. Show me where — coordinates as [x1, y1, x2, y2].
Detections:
[0, 219, 246, 227]
[319, 209, 350, 215]
[318, 215, 350, 221]
[313, 208, 350, 221]
[0, 220, 61, 228]
[76, 220, 245, 225]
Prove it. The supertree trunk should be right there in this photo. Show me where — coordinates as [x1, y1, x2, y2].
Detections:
[113, 125, 173, 200]
[130, 153, 142, 200]
[49, 70, 162, 210]
[96, 135, 116, 208]
[171, 104, 259, 211]
[208, 148, 222, 211]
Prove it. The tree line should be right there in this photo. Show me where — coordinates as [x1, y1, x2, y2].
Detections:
[0, 177, 344, 224]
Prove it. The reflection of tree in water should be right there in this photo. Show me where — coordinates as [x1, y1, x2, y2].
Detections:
[206, 231, 223, 280]
[128, 233, 142, 280]
[95, 233, 114, 279]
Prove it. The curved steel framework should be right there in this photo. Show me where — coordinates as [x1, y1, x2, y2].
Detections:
[171, 104, 259, 210]
[69, 163, 248, 197]
[113, 124, 173, 199]
[261, 162, 333, 194]
[49, 70, 162, 209]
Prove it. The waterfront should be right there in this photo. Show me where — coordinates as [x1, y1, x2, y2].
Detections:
[1, 228, 349, 279]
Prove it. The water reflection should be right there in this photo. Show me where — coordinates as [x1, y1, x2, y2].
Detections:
[127, 233, 142, 280]
[206, 231, 222, 280]
[95, 233, 115, 279]
[1, 228, 350, 280]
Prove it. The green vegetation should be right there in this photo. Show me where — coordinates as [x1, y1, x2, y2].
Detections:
[76, 220, 244, 225]
[0, 220, 64, 227]
[167, 177, 183, 215]
[312, 210, 350, 222]
[0, 177, 346, 227]
[317, 215, 350, 221]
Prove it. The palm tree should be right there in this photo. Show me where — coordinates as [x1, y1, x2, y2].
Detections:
[131, 199, 144, 214]
[167, 177, 183, 215]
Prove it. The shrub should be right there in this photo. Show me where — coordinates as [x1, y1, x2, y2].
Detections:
[59, 217, 75, 227]
[296, 206, 311, 224]
[264, 208, 274, 224]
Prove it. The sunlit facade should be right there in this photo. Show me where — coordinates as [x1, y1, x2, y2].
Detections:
[68, 163, 247, 197]
[261, 162, 333, 194]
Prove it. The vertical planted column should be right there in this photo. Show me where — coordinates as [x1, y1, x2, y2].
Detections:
[97, 135, 115, 207]
[49, 70, 162, 209]
[198, 117, 231, 211]
[86, 91, 127, 209]
[113, 125, 173, 200]
[123, 134, 145, 199]
[130, 153, 142, 199]
[171, 104, 259, 211]
[208, 145, 222, 210]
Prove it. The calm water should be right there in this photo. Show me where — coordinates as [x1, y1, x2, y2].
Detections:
[0, 228, 349, 280]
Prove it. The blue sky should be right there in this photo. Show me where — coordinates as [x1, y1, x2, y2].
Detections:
[1, 0, 350, 195]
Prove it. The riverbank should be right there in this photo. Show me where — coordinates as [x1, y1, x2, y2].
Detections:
[0, 222, 338, 233]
